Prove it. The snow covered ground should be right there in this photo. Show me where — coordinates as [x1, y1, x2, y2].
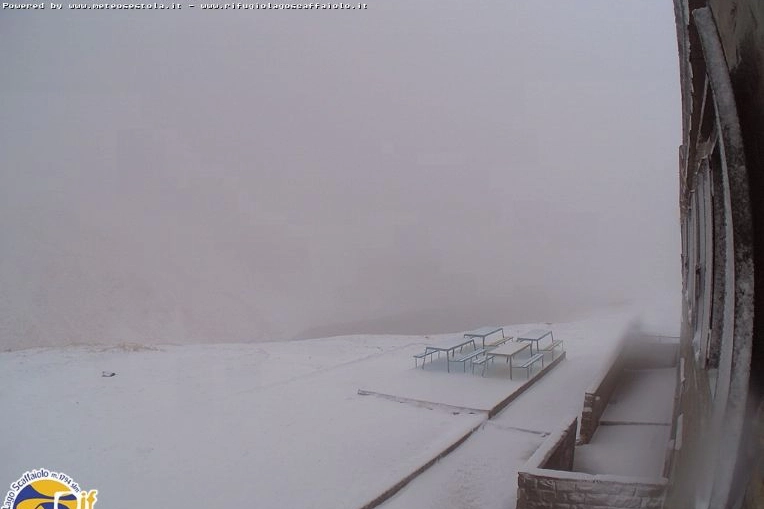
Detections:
[1, 307, 671, 509]
[379, 313, 645, 509]
[574, 366, 676, 478]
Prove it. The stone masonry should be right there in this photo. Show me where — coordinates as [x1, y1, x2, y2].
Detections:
[517, 470, 666, 509]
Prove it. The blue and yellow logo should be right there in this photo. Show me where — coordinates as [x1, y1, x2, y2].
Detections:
[2, 469, 97, 509]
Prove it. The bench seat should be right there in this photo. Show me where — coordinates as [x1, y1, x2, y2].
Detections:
[413, 350, 436, 368]
[540, 339, 564, 354]
[449, 348, 486, 372]
[513, 353, 545, 378]
[486, 336, 512, 348]
[471, 353, 495, 376]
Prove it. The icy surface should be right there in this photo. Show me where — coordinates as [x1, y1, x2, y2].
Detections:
[574, 425, 671, 478]
[574, 367, 676, 479]
[601, 368, 676, 424]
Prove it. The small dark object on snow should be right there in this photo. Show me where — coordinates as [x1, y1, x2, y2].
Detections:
[101, 371, 116, 377]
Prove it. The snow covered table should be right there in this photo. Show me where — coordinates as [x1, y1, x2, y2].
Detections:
[463, 326, 506, 348]
[517, 329, 554, 355]
[416, 338, 478, 371]
[484, 341, 530, 379]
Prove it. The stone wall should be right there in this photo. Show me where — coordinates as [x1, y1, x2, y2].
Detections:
[516, 416, 667, 509]
[517, 470, 666, 509]
[579, 351, 623, 444]
[538, 417, 577, 472]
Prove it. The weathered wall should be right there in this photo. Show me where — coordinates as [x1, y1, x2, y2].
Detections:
[745, 411, 764, 509]
[670, 1, 764, 507]
[517, 471, 666, 509]
[664, 343, 714, 509]
[520, 415, 578, 474]
[709, 0, 764, 410]
[540, 418, 578, 472]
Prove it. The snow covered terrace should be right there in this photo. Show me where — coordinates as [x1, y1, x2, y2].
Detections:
[1, 310, 674, 509]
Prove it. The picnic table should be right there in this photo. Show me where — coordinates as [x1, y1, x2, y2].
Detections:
[517, 329, 554, 354]
[485, 341, 530, 379]
[463, 326, 505, 348]
[414, 338, 477, 372]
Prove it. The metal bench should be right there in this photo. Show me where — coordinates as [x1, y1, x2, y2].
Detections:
[414, 339, 478, 372]
[486, 336, 512, 349]
[540, 339, 564, 355]
[448, 348, 486, 373]
[413, 350, 437, 368]
[451, 338, 477, 354]
[513, 353, 545, 378]
[472, 353, 495, 376]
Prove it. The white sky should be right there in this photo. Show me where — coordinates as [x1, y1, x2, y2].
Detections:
[0, 0, 682, 347]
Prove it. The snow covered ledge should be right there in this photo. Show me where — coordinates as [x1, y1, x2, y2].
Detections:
[516, 415, 667, 509]
[579, 336, 679, 444]
[579, 347, 624, 445]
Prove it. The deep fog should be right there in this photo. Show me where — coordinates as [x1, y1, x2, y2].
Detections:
[0, 1, 681, 349]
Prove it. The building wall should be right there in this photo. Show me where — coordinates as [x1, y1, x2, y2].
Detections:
[671, 1, 764, 507]
[712, 4, 764, 506]
[709, 0, 764, 405]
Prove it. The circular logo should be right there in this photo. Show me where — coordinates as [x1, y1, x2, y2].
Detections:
[13, 478, 77, 509]
[2, 469, 97, 509]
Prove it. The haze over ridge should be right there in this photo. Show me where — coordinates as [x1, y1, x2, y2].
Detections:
[0, 1, 681, 349]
